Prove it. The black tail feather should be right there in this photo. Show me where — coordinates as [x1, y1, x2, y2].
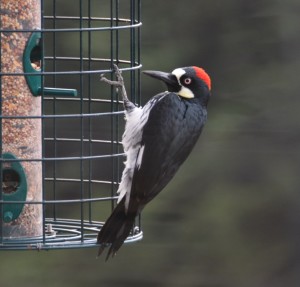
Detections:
[97, 197, 137, 260]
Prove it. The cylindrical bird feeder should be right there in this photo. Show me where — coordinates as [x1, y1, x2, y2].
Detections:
[0, 0, 143, 250]
[1, 0, 42, 237]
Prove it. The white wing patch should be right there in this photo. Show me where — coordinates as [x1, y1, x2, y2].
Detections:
[116, 94, 167, 211]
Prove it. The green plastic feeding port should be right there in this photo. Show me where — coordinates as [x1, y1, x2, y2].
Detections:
[2, 153, 27, 223]
[23, 32, 77, 97]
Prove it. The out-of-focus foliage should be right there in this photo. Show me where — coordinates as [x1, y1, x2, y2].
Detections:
[1, 0, 300, 286]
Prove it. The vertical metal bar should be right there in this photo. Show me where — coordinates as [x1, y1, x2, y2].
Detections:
[87, 0, 92, 223]
[137, 0, 142, 231]
[110, 0, 114, 70]
[130, 0, 137, 234]
[79, 0, 85, 241]
[115, 0, 119, 64]
[115, 0, 120, 203]
[110, 0, 116, 212]
[137, 0, 142, 106]
[52, 0, 58, 221]
[41, 0, 46, 244]
[130, 0, 136, 103]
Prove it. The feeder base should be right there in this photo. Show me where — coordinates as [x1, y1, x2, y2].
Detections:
[0, 218, 143, 250]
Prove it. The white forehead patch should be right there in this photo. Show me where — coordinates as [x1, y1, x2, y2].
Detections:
[171, 68, 194, 99]
[172, 68, 186, 81]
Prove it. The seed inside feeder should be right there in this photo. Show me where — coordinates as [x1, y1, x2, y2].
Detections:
[30, 43, 41, 70]
[31, 60, 41, 70]
[2, 169, 20, 194]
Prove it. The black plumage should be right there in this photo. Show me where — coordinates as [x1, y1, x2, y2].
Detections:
[134, 93, 207, 204]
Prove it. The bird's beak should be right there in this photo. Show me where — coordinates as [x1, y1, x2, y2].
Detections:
[143, 70, 181, 92]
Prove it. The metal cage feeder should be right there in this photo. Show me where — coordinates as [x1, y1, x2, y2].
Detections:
[0, 0, 143, 250]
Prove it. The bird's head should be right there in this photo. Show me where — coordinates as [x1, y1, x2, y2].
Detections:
[143, 66, 211, 104]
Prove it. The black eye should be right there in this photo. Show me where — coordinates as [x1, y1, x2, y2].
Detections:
[183, 77, 192, 85]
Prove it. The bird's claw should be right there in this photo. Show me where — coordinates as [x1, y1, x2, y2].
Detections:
[99, 64, 124, 88]
[100, 63, 133, 110]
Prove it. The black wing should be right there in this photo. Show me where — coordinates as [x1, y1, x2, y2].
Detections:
[129, 94, 207, 209]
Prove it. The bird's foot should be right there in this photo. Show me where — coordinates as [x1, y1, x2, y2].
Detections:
[100, 64, 124, 88]
[100, 64, 135, 111]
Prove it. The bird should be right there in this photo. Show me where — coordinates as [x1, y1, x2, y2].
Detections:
[97, 64, 211, 260]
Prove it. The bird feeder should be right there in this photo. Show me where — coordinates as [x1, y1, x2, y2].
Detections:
[0, 0, 142, 249]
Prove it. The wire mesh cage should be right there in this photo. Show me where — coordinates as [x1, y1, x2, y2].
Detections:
[0, 0, 142, 250]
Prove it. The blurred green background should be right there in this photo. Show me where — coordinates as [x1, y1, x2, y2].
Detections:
[2, 0, 300, 286]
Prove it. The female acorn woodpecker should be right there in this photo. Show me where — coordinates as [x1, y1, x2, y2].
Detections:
[97, 64, 211, 260]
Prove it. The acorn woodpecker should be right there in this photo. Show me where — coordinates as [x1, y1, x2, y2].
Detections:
[97, 64, 211, 260]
